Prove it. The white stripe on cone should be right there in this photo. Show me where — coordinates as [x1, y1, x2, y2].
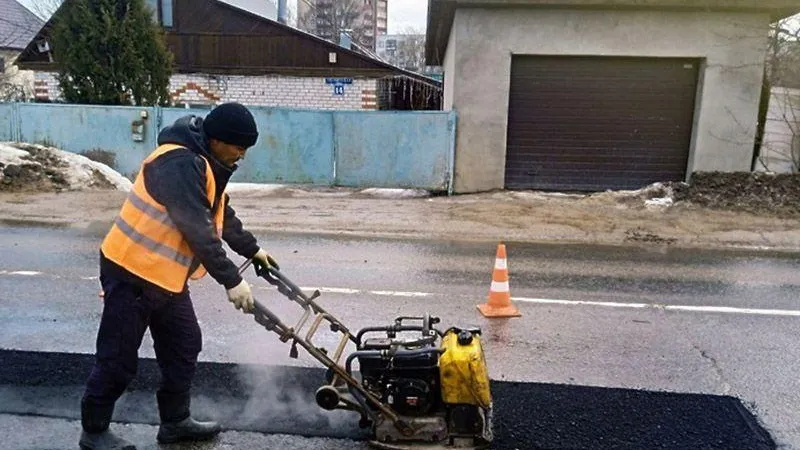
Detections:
[490, 280, 509, 292]
[494, 258, 507, 270]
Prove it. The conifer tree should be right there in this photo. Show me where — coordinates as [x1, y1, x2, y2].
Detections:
[51, 0, 173, 105]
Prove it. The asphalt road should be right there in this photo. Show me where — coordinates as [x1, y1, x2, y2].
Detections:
[1, 226, 799, 449]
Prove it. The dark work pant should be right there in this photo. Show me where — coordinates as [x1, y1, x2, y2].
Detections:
[82, 272, 202, 407]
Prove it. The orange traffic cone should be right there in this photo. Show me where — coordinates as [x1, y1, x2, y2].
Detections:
[477, 243, 521, 318]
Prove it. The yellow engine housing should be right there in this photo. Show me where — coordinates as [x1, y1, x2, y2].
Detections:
[438, 328, 492, 407]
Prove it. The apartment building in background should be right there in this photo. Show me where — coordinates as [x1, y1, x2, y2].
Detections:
[376, 34, 425, 72]
[298, 0, 387, 51]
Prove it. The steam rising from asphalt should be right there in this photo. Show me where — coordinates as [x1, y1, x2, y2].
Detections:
[191, 364, 356, 436]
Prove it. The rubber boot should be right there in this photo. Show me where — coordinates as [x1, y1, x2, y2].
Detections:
[156, 391, 221, 444]
[78, 399, 136, 450]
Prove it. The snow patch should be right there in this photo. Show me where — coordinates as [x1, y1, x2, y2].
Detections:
[511, 191, 587, 200]
[358, 188, 430, 199]
[645, 197, 674, 209]
[1, 142, 132, 192]
[225, 183, 285, 194]
[46, 146, 132, 192]
[0, 145, 30, 166]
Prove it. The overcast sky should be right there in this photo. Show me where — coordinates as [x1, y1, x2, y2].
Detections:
[18, 0, 429, 32]
[387, 0, 428, 34]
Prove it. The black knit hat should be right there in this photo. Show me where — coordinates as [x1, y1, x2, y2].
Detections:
[203, 102, 259, 148]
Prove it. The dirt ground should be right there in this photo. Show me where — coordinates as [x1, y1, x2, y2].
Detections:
[1, 173, 799, 252]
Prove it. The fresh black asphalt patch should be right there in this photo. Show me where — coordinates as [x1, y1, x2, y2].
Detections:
[0, 349, 775, 449]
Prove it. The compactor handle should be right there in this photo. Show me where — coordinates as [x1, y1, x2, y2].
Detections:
[250, 299, 280, 331]
[243, 259, 316, 309]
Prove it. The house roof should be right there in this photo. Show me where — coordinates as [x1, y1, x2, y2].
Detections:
[15, 0, 440, 87]
[425, 0, 800, 65]
[211, 0, 440, 84]
[0, 0, 44, 51]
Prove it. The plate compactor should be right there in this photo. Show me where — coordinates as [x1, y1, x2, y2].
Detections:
[241, 260, 494, 449]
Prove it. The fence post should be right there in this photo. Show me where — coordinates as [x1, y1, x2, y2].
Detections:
[12, 102, 21, 142]
[153, 106, 162, 145]
[331, 111, 337, 187]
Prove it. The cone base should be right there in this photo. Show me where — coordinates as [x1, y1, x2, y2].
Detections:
[477, 303, 521, 318]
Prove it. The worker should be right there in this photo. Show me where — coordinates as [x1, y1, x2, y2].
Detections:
[79, 102, 276, 450]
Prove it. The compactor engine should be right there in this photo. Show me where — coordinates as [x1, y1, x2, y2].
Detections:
[244, 261, 494, 449]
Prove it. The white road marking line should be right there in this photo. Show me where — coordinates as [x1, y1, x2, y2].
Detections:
[512, 297, 800, 317]
[513, 297, 650, 309]
[301, 287, 431, 297]
[313, 287, 361, 295]
[1, 271, 797, 318]
[299, 287, 800, 318]
[662, 305, 800, 316]
[370, 291, 432, 297]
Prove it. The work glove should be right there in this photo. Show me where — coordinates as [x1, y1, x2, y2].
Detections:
[252, 248, 279, 272]
[227, 279, 254, 313]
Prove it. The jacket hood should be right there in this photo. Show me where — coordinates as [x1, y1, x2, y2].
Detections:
[157, 115, 239, 178]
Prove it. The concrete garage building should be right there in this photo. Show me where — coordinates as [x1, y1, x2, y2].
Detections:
[425, 0, 800, 193]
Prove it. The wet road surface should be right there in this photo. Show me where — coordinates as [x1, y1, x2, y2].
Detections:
[1, 226, 799, 448]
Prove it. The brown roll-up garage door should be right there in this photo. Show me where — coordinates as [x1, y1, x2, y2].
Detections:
[504, 56, 700, 191]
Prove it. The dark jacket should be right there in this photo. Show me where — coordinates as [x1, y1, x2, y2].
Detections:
[101, 115, 259, 293]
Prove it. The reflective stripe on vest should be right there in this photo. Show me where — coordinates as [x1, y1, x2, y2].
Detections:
[113, 214, 193, 268]
[126, 190, 176, 228]
[100, 143, 225, 293]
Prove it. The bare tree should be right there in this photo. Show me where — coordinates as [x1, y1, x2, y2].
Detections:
[756, 18, 800, 172]
[395, 26, 426, 72]
[766, 17, 800, 89]
[757, 86, 800, 173]
[0, 57, 28, 102]
[298, 0, 374, 50]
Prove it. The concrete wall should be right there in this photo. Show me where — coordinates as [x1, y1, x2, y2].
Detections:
[33, 72, 379, 111]
[756, 87, 800, 173]
[0, 103, 456, 190]
[445, 8, 770, 192]
[442, 24, 456, 111]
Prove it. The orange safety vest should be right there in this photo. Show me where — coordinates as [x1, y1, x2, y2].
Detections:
[101, 144, 227, 293]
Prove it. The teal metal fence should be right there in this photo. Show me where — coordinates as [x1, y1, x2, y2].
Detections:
[0, 103, 456, 192]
